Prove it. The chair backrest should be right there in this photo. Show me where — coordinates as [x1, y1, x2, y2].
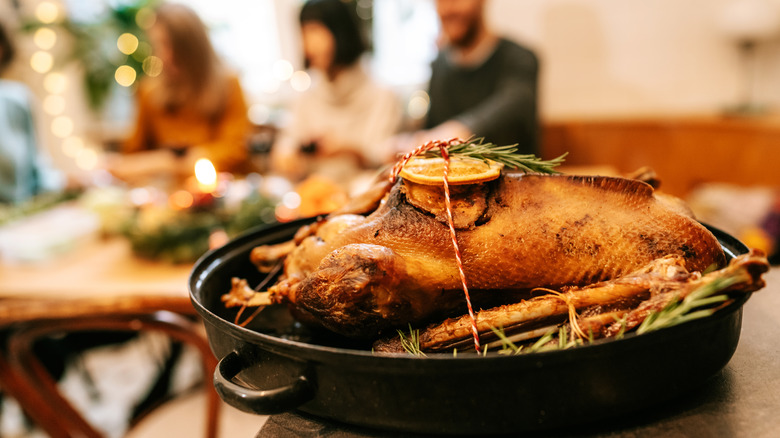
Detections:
[4, 310, 220, 438]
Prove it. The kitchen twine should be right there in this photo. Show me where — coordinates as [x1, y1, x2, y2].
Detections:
[390, 139, 482, 354]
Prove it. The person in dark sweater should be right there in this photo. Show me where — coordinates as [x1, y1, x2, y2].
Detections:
[390, 0, 539, 156]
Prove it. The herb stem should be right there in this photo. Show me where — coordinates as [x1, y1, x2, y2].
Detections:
[420, 138, 567, 174]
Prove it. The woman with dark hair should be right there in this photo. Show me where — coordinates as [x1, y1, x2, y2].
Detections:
[271, 0, 402, 201]
[298, 0, 366, 74]
[0, 19, 64, 204]
[112, 3, 250, 183]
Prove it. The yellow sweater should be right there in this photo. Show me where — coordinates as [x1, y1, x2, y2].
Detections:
[122, 74, 250, 173]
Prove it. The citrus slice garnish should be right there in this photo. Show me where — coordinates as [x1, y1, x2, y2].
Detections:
[398, 157, 504, 185]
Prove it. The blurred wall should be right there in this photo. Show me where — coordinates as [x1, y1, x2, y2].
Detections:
[487, 0, 780, 120]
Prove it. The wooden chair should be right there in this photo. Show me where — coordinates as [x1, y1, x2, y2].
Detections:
[2, 308, 220, 438]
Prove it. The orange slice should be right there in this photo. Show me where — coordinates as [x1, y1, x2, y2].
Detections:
[399, 157, 504, 185]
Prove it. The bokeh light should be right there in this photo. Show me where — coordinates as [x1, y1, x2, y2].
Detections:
[30, 51, 54, 73]
[129, 187, 154, 206]
[35, 2, 60, 24]
[248, 103, 271, 125]
[62, 137, 85, 158]
[169, 190, 194, 210]
[407, 90, 430, 119]
[282, 191, 302, 209]
[75, 148, 99, 170]
[115, 65, 137, 87]
[135, 7, 156, 30]
[43, 95, 66, 115]
[117, 33, 139, 55]
[290, 70, 311, 92]
[51, 116, 74, 138]
[43, 72, 67, 94]
[33, 27, 57, 50]
[273, 60, 294, 81]
[142, 55, 163, 77]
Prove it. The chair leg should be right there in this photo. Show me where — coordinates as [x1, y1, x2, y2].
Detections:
[6, 311, 220, 438]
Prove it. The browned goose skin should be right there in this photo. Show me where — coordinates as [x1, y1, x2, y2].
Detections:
[227, 172, 726, 339]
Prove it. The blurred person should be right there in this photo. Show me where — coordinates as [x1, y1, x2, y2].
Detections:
[271, 0, 402, 200]
[389, 0, 539, 156]
[111, 3, 250, 184]
[109, 5, 251, 414]
[0, 20, 64, 204]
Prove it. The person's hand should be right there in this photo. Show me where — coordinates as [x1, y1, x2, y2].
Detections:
[103, 150, 180, 185]
[386, 132, 417, 159]
[315, 135, 368, 168]
[313, 135, 342, 158]
[381, 121, 474, 164]
[417, 120, 473, 145]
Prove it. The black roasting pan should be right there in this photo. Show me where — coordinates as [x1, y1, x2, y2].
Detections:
[189, 218, 750, 435]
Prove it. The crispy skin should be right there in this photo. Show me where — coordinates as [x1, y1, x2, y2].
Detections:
[264, 173, 726, 338]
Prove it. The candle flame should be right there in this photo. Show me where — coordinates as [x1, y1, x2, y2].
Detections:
[194, 158, 217, 193]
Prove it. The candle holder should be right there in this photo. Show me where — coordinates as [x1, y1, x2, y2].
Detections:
[120, 176, 278, 264]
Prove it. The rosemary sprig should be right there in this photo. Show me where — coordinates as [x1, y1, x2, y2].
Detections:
[491, 326, 523, 355]
[526, 330, 558, 353]
[396, 275, 740, 357]
[558, 325, 568, 350]
[636, 276, 739, 334]
[490, 325, 566, 355]
[397, 325, 426, 357]
[612, 314, 628, 339]
[420, 138, 567, 174]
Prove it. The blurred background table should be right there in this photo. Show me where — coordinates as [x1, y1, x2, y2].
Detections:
[0, 236, 193, 322]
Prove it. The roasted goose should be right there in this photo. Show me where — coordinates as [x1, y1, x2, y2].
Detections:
[224, 169, 728, 339]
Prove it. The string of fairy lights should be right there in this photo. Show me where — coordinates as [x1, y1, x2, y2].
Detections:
[24, 0, 160, 174]
[27, 1, 95, 173]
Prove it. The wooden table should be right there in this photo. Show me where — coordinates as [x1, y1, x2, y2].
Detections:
[0, 236, 195, 323]
[0, 235, 192, 297]
[0, 235, 219, 437]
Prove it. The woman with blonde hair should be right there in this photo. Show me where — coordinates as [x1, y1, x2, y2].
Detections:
[115, 3, 250, 182]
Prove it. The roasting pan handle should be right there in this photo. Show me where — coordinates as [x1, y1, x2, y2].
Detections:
[213, 350, 314, 415]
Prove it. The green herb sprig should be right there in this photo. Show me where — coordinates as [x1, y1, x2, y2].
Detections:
[421, 138, 567, 174]
[394, 270, 747, 357]
[636, 277, 738, 334]
[490, 325, 580, 355]
[397, 325, 426, 357]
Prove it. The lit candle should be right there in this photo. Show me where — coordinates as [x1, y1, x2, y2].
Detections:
[190, 158, 218, 210]
[194, 158, 218, 194]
